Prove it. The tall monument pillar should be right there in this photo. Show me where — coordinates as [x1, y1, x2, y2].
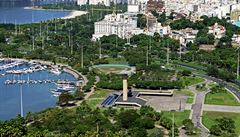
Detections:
[123, 79, 128, 101]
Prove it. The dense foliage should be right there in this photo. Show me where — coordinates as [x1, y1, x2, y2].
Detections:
[210, 117, 237, 137]
[0, 105, 177, 137]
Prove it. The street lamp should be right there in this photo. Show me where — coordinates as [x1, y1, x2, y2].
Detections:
[171, 110, 176, 137]
[237, 47, 239, 79]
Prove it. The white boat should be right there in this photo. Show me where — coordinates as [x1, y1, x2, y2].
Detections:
[50, 68, 61, 75]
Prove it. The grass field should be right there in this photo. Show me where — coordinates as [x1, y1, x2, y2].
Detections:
[92, 64, 132, 74]
[202, 111, 240, 135]
[175, 89, 195, 104]
[179, 76, 205, 86]
[87, 99, 103, 109]
[161, 110, 190, 127]
[205, 90, 240, 106]
[174, 60, 206, 70]
[89, 89, 110, 99]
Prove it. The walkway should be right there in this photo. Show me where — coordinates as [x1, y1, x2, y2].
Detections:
[75, 76, 100, 106]
[189, 81, 210, 137]
[203, 104, 240, 113]
[84, 76, 100, 100]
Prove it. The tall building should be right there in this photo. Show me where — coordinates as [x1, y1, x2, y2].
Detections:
[128, 0, 140, 12]
[89, 0, 110, 6]
[77, 0, 111, 6]
[77, 0, 87, 6]
[92, 13, 143, 40]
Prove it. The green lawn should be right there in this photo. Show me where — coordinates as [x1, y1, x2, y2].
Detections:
[202, 111, 240, 135]
[161, 110, 190, 127]
[175, 89, 195, 104]
[174, 60, 206, 70]
[208, 82, 217, 88]
[87, 99, 103, 109]
[179, 76, 205, 86]
[89, 89, 110, 99]
[205, 90, 240, 106]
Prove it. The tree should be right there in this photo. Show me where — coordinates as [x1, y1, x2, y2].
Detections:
[210, 125, 222, 136]
[117, 109, 140, 129]
[149, 129, 164, 137]
[74, 87, 85, 100]
[169, 12, 174, 20]
[216, 117, 235, 133]
[139, 106, 155, 116]
[137, 14, 147, 29]
[181, 70, 192, 76]
[182, 119, 196, 135]
[129, 127, 148, 137]
[158, 12, 167, 24]
[0, 115, 26, 137]
[0, 33, 5, 43]
[210, 117, 236, 136]
[135, 116, 155, 129]
[57, 92, 74, 106]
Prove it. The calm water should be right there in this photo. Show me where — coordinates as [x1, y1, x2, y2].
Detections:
[0, 1, 72, 24]
[0, 61, 76, 120]
[0, 7, 71, 24]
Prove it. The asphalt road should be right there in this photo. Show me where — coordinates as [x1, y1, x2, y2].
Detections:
[175, 63, 240, 100]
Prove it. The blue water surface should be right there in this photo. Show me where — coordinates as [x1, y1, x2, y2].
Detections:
[0, 61, 76, 120]
[0, 7, 70, 24]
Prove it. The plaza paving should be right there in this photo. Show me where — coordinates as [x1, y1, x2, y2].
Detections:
[141, 94, 188, 111]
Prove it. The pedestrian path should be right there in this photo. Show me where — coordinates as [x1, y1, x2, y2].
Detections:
[189, 81, 210, 137]
[203, 104, 240, 113]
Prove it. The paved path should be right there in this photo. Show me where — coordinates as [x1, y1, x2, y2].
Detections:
[83, 76, 100, 100]
[75, 76, 100, 106]
[203, 104, 240, 113]
[189, 81, 210, 137]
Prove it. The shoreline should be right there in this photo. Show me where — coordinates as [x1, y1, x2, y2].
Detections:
[24, 6, 87, 20]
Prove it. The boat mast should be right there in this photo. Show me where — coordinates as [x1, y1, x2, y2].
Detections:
[20, 83, 23, 117]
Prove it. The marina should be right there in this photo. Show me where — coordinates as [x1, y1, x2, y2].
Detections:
[0, 59, 78, 120]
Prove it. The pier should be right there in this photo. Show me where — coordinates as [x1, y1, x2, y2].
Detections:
[1, 58, 87, 87]
[4, 79, 75, 85]
[6, 65, 47, 74]
[0, 61, 24, 71]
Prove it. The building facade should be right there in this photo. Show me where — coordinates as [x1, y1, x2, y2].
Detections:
[208, 23, 226, 39]
[147, 0, 164, 12]
[77, 0, 87, 6]
[92, 13, 142, 40]
[77, 0, 111, 6]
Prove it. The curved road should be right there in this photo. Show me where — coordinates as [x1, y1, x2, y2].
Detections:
[176, 63, 240, 100]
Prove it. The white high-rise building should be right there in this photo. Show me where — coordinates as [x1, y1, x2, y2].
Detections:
[77, 0, 87, 6]
[89, 0, 111, 6]
[77, 0, 111, 6]
[128, 0, 140, 12]
[92, 13, 143, 40]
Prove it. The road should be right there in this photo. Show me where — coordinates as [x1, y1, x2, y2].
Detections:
[176, 63, 240, 101]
